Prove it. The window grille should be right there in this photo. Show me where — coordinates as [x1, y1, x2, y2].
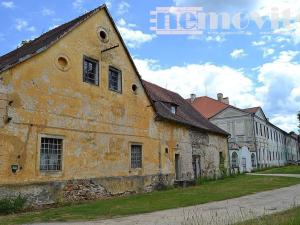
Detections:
[40, 137, 63, 171]
[83, 56, 99, 85]
[109, 67, 122, 93]
[131, 144, 142, 168]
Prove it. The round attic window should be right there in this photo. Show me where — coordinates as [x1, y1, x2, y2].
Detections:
[97, 27, 109, 43]
[58, 57, 68, 68]
[132, 84, 138, 92]
[55, 54, 71, 72]
[100, 30, 107, 40]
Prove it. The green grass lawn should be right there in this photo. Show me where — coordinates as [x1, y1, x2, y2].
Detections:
[236, 206, 300, 225]
[1, 175, 300, 225]
[257, 165, 300, 174]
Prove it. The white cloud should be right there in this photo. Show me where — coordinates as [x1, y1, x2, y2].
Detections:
[174, 0, 300, 18]
[134, 54, 300, 132]
[15, 19, 36, 32]
[274, 22, 300, 45]
[275, 50, 299, 63]
[42, 8, 55, 16]
[206, 35, 226, 43]
[173, 0, 259, 13]
[1, 1, 15, 9]
[134, 58, 259, 109]
[105, 0, 112, 9]
[256, 50, 300, 132]
[72, 0, 84, 12]
[262, 48, 275, 58]
[117, 19, 156, 48]
[252, 40, 266, 46]
[230, 49, 247, 59]
[117, 1, 130, 15]
[49, 24, 59, 30]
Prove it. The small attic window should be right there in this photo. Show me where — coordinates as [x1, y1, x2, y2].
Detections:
[171, 105, 177, 114]
[97, 27, 109, 43]
[100, 30, 107, 39]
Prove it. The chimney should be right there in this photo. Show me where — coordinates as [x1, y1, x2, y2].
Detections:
[222, 97, 229, 104]
[217, 93, 230, 104]
[217, 93, 223, 102]
[190, 93, 196, 103]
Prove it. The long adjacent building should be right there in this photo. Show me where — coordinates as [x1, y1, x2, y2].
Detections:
[0, 5, 229, 205]
[188, 93, 299, 171]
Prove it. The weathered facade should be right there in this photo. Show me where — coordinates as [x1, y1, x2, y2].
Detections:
[0, 5, 228, 205]
[189, 94, 300, 170]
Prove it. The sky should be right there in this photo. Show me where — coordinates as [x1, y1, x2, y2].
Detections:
[0, 0, 299, 133]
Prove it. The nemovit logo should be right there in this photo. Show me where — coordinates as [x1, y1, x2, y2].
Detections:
[150, 7, 299, 35]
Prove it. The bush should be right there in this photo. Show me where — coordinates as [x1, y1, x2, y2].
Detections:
[0, 195, 26, 214]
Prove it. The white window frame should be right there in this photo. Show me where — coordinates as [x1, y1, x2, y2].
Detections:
[38, 134, 64, 173]
[130, 143, 143, 169]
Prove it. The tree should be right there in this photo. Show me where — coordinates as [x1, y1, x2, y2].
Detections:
[298, 112, 300, 133]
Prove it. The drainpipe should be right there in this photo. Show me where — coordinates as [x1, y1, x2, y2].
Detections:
[227, 135, 231, 175]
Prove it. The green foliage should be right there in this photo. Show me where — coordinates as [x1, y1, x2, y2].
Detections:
[236, 206, 300, 225]
[0, 176, 300, 224]
[0, 195, 26, 215]
[298, 111, 300, 132]
[255, 165, 300, 174]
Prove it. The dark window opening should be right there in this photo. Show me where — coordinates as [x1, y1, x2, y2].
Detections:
[132, 84, 138, 92]
[83, 56, 99, 85]
[170, 105, 177, 114]
[109, 67, 122, 93]
[100, 30, 107, 40]
[131, 144, 142, 169]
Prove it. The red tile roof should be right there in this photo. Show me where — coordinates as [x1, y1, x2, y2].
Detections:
[143, 81, 229, 136]
[188, 96, 230, 119]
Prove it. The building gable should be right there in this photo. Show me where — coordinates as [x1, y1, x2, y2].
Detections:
[211, 107, 249, 120]
[0, 5, 156, 130]
[255, 108, 268, 121]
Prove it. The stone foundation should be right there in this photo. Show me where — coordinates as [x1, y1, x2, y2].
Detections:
[0, 174, 174, 206]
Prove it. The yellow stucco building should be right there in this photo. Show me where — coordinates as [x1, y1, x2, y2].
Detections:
[0, 5, 228, 205]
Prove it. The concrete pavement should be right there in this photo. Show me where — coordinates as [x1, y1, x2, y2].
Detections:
[247, 173, 300, 178]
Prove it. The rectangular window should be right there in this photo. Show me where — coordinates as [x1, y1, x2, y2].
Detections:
[170, 105, 177, 114]
[131, 144, 142, 169]
[40, 137, 63, 171]
[83, 56, 99, 85]
[260, 124, 263, 136]
[109, 66, 122, 93]
[255, 122, 258, 135]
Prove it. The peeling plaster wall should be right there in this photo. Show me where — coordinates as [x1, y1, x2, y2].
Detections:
[0, 9, 228, 204]
[0, 9, 194, 196]
[191, 131, 229, 177]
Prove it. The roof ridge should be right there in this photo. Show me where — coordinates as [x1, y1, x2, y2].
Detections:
[0, 4, 106, 72]
[143, 80, 229, 136]
[142, 80, 181, 97]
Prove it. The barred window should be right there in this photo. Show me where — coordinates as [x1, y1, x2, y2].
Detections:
[83, 56, 99, 85]
[40, 137, 63, 171]
[109, 67, 122, 93]
[231, 152, 238, 168]
[131, 144, 142, 169]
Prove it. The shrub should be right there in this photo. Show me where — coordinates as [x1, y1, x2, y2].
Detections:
[0, 195, 26, 215]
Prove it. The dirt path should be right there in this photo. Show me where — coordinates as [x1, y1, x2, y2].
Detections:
[33, 183, 300, 225]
